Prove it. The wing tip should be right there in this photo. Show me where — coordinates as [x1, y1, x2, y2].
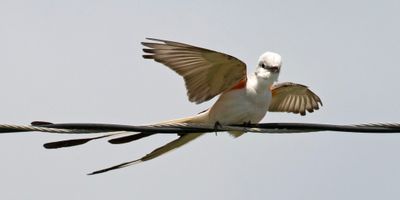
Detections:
[145, 37, 162, 42]
[142, 55, 153, 59]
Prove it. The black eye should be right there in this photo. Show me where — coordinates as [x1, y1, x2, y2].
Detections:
[260, 63, 267, 69]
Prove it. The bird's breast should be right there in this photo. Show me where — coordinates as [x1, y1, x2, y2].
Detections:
[208, 87, 272, 124]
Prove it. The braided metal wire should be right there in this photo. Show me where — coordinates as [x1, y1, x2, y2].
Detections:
[1, 122, 400, 134]
[0, 124, 96, 134]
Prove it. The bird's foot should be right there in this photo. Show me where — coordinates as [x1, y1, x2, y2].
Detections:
[243, 121, 252, 127]
[214, 121, 222, 136]
[241, 121, 252, 131]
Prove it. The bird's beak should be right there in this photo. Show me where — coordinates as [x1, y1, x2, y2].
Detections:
[268, 66, 280, 73]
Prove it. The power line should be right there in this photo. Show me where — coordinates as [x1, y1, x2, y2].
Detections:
[1, 122, 400, 134]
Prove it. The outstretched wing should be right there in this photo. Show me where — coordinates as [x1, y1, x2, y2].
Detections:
[142, 38, 247, 104]
[269, 82, 322, 116]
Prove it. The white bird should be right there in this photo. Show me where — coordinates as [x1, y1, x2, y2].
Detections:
[46, 38, 323, 174]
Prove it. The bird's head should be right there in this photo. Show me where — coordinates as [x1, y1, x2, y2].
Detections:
[255, 51, 282, 81]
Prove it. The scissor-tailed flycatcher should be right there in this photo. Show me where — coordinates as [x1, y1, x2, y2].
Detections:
[46, 38, 323, 174]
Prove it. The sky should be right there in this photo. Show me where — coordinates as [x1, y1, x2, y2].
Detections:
[1, 0, 400, 199]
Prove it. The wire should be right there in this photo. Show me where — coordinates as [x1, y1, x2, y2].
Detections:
[1, 122, 400, 134]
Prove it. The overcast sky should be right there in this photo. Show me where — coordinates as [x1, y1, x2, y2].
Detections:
[1, 0, 400, 199]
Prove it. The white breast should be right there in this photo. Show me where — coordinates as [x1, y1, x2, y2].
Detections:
[208, 85, 272, 125]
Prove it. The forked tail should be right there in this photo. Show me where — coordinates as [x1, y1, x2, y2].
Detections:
[89, 111, 210, 175]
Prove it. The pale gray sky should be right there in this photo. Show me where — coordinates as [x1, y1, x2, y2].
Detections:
[1, 0, 400, 199]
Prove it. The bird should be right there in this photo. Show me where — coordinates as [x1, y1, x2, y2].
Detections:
[43, 38, 323, 175]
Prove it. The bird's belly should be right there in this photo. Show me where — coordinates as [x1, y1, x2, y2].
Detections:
[208, 89, 271, 125]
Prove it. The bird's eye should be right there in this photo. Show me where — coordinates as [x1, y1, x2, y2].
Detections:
[260, 63, 266, 68]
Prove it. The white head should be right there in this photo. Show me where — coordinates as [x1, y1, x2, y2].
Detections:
[255, 51, 282, 82]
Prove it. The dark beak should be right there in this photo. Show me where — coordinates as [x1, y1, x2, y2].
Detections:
[268, 66, 280, 73]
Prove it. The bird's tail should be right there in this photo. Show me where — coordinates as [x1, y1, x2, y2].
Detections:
[42, 111, 209, 149]
[88, 111, 210, 175]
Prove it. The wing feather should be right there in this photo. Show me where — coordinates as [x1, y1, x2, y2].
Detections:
[269, 82, 322, 115]
[142, 38, 247, 104]
[305, 96, 314, 112]
[287, 95, 295, 112]
[280, 95, 289, 111]
[299, 96, 306, 115]
[291, 96, 302, 113]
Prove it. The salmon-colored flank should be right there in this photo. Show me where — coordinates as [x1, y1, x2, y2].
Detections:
[229, 78, 247, 91]
[270, 85, 275, 94]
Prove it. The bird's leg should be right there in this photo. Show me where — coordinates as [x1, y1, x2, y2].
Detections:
[214, 121, 222, 136]
[242, 121, 252, 131]
[244, 120, 252, 127]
